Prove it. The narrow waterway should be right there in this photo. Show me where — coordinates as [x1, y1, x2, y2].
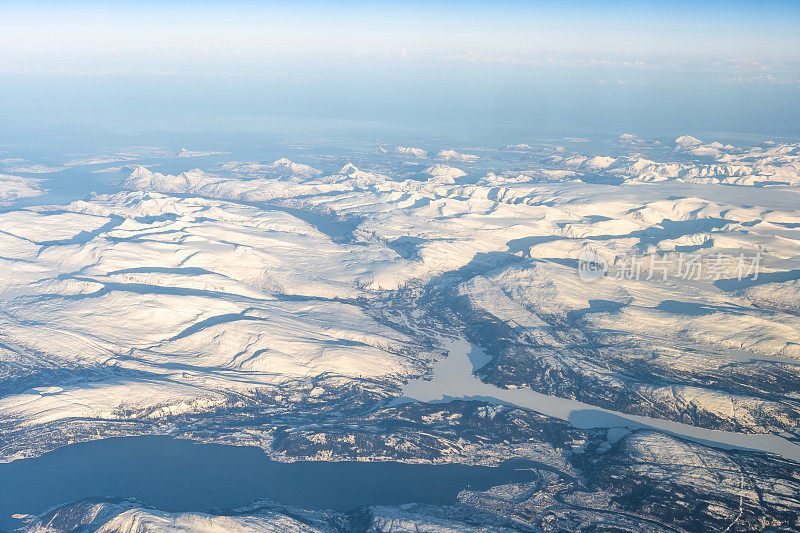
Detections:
[400, 338, 800, 462]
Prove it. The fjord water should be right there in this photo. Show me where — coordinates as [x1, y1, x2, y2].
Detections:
[401, 339, 800, 462]
[0, 436, 535, 530]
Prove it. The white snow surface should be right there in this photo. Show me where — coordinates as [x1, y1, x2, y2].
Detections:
[423, 164, 467, 183]
[437, 149, 479, 162]
[541, 137, 800, 186]
[176, 148, 229, 158]
[0, 174, 47, 205]
[393, 146, 428, 159]
[216, 158, 321, 180]
[2, 136, 800, 460]
[0, 159, 63, 174]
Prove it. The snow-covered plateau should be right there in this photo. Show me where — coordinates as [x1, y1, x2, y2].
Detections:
[2, 135, 800, 531]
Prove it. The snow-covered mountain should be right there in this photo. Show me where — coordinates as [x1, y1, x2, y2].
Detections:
[2, 137, 800, 531]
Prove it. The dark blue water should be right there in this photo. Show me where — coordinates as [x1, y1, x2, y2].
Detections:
[0, 436, 535, 530]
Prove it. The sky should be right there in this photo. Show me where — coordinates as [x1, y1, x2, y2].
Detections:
[1, 1, 800, 145]
[3, 1, 800, 73]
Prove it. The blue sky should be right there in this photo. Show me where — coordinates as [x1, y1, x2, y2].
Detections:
[3, 0, 800, 75]
[1, 1, 799, 141]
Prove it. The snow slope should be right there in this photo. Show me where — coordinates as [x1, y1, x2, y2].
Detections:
[2, 136, 800, 530]
[0, 174, 46, 205]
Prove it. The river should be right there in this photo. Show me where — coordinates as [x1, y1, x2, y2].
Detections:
[400, 338, 800, 462]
